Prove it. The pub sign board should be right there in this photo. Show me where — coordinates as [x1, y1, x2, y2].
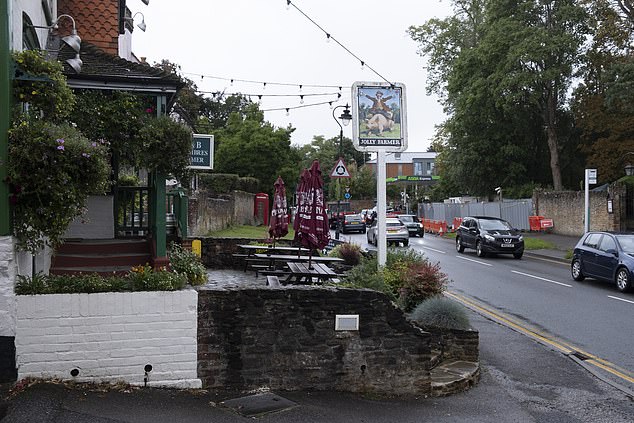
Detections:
[190, 134, 214, 170]
[351, 82, 408, 152]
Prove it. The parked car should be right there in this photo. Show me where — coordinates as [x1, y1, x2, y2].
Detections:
[366, 218, 410, 247]
[571, 231, 634, 293]
[398, 214, 424, 237]
[455, 216, 524, 259]
[341, 214, 366, 234]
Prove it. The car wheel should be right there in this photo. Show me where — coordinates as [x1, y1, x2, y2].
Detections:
[476, 240, 486, 257]
[615, 267, 632, 293]
[513, 252, 523, 259]
[571, 259, 585, 281]
[403, 239, 409, 247]
[456, 237, 465, 253]
[362, 227, 367, 234]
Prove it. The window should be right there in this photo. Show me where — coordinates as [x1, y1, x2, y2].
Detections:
[395, 153, 401, 160]
[397, 164, 403, 176]
[413, 162, 423, 176]
[583, 233, 602, 249]
[599, 235, 616, 252]
[22, 13, 41, 50]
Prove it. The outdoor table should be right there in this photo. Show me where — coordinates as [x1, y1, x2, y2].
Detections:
[284, 262, 339, 284]
[235, 245, 311, 272]
[252, 253, 343, 271]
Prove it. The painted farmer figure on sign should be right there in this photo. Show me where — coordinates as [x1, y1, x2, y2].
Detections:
[365, 91, 393, 119]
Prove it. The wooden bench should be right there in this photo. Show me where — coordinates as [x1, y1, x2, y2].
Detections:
[266, 275, 281, 287]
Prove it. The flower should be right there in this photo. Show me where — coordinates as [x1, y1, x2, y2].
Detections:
[56, 138, 64, 144]
[57, 145, 64, 151]
[82, 153, 90, 158]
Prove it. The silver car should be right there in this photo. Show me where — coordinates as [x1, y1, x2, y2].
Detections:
[366, 218, 410, 247]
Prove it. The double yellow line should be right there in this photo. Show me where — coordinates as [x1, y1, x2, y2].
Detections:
[446, 291, 634, 386]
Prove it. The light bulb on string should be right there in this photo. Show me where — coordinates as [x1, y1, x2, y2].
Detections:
[326, 33, 331, 43]
[329, 102, 333, 109]
[258, 95, 262, 102]
[230, 79, 234, 86]
[285, 108, 290, 116]
[263, 82, 267, 90]
[300, 95, 304, 105]
[299, 84, 303, 92]
[286, 0, 291, 10]
[360, 61, 365, 71]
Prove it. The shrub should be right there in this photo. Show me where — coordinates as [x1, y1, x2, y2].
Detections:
[341, 257, 394, 299]
[168, 243, 207, 285]
[409, 297, 470, 330]
[237, 176, 260, 193]
[136, 116, 193, 180]
[15, 267, 186, 295]
[8, 118, 111, 253]
[329, 243, 362, 266]
[198, 173, 240, 194]
[398, 261, 449, 312]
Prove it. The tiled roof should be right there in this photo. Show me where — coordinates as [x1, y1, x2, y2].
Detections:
[58, 42, 184, 90]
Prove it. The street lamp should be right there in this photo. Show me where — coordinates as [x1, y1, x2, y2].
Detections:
[332, 104, 352, 240]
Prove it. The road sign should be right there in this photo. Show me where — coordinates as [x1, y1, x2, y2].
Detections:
[330, 158, 351, 178]
[345, 187, 350, 193]
[344, 192, 351, 200]
[588, 169, 597, 185]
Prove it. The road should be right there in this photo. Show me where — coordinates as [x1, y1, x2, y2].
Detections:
[335, 230, 634, 393]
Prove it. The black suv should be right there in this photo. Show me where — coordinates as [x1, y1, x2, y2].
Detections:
[455, 216, 524, 259]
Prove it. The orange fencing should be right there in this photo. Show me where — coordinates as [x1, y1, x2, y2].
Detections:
[421, 219, 448, 235]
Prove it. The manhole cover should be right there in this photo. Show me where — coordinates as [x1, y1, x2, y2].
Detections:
[220, 392, 297, 417]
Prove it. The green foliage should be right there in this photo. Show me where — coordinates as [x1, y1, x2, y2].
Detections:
[342, 249, 448, 311]
[12, 50, 75, 121]
[329, 243, 362, 266]
[215, 104, 297, 193]
[198, 173, 240, 194]
[237, 177, 260, 193]
[7, 118, 111, 252]
[409, 296, 470, 330]
[14, 268, 186, 295]
[137, 116, 193, 179]
[340, 257, 394, 299]
[168, 243, 207, 285]
[118, 173, 140, 187]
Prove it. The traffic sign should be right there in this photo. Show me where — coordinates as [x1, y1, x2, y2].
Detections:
[344, 192, 351, 200]
[330, 158, 351, 178]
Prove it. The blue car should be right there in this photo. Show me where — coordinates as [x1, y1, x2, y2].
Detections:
[571, 231, 634, 293]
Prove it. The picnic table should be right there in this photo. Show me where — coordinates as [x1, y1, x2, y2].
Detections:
[234, 245, 311, 272]
[252, 253, 343, 271]
[284, 262, 339, 285]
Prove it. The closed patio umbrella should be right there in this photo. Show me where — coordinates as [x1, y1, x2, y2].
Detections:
[268, 176, 289, 246]
[294, 160, 330, 269]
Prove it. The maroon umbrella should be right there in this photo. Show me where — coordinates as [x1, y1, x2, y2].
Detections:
[268, 176, 289, 246]
[294, 160, 330, 268]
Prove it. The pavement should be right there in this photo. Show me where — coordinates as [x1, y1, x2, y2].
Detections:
[3, 232, 634, 422]
[522, 231, 579, 264]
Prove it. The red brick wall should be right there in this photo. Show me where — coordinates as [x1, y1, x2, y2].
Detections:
[58, 0, 121, 55]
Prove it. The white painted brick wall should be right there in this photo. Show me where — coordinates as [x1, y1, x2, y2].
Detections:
[16, 289, 201, 389]
[0, 236, 17, 337]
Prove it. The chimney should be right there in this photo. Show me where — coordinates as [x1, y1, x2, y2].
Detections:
[57, 0, 123, 56]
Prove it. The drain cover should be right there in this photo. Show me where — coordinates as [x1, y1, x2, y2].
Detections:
[569, 350, 591, 361]
[220, 392, 297, 417]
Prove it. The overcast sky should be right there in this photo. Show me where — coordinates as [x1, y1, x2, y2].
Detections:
[130, 0, 452, 152]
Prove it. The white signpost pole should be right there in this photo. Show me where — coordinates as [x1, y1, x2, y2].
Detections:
[584, 168, 597, 233]
[377, 150, 387, 266]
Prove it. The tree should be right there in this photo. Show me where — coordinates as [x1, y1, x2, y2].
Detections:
[409, 0, 588, 193]
[214, 104, 297, 194]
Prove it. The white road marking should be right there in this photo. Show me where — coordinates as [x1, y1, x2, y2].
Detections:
[511, 270, 572, 288]
[608, 295, 634, 305]
[420, 246, 446, 254]
[456, 256, 493, 266]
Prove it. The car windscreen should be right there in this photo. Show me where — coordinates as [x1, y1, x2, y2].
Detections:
[616, 235, 634, 253]
[345, 215, 361, 222]
[386, 220, 403, 227]
[478, 219, 512, 231]
[399, 216, 414, 222]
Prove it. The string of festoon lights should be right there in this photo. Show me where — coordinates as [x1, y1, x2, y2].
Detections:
[179, 0, 395, 117]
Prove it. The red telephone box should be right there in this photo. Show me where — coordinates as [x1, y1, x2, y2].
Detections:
[254, 193, 270, 226]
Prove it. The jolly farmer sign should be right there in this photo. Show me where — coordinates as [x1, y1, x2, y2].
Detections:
[190, 134, 214, 170]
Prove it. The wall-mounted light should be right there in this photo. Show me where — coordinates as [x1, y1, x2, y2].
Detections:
[126, 12, 147, 32]
[29, 14, 82, 73]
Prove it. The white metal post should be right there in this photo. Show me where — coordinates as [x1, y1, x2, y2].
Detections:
[377, 150, 387, 266]
[584, 169, 590, 233]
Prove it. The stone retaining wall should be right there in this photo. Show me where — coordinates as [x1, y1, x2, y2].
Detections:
[419, 325, 479, 362]
[16, 290, 201, 388]
[200, 237, 294, 268]
[198, 286, 432, 395]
